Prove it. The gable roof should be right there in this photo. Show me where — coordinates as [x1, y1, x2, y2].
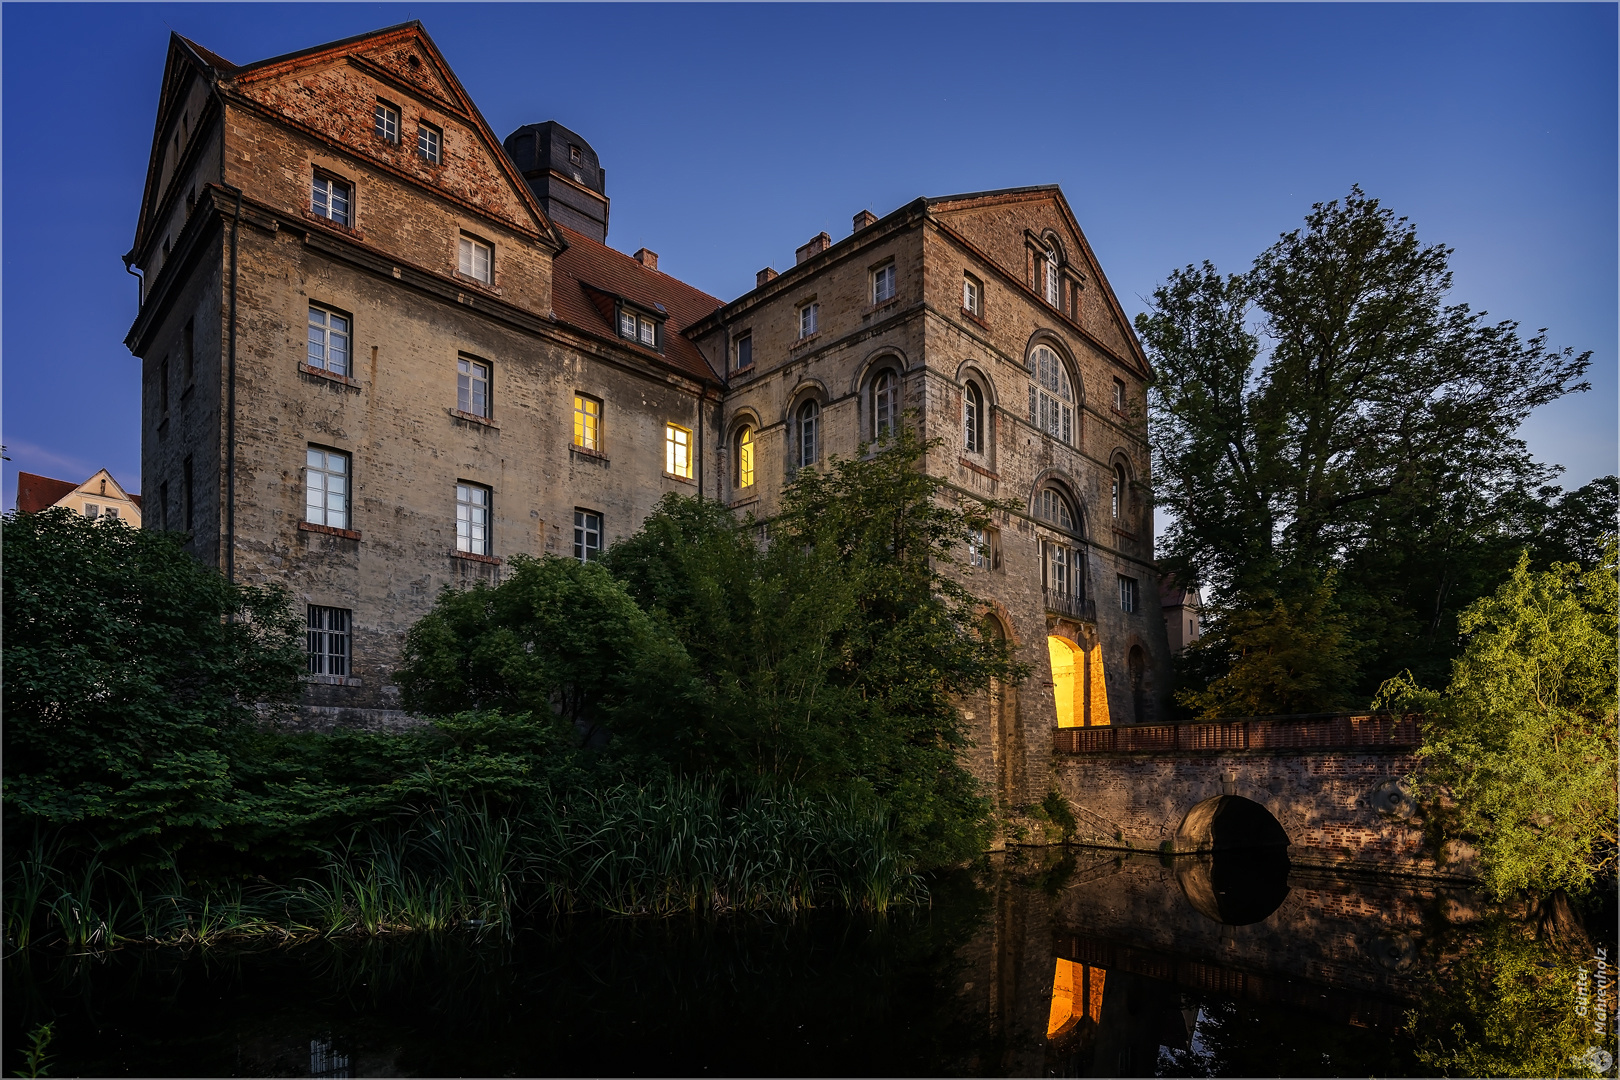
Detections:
[551, 225, 723, 384]
[926, 186, 1151, 378]
[15, 472, 78, 513]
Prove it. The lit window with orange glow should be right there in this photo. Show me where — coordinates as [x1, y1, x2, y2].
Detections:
[666, 424, 693, 479]
[574, 394, 602, 452]
[736, 427, 755, 488]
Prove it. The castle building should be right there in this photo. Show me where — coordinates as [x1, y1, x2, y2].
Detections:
[125, 22, 1169, 804]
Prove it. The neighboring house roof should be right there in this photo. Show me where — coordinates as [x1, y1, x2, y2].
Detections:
[15, 470, 141, 514]
[1159, 572, 1198, 609]
[551, 224, 724, 384]
[16, 472, 78, 513]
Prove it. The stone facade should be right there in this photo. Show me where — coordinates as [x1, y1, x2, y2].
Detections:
[125, 22, 1170, 808]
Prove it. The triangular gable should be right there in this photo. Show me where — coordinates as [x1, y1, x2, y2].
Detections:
[73, 469, 134, 505]
[224, 23, 560, 248]
[130, 34, 222, 260]
[928, 187, 1150, 378]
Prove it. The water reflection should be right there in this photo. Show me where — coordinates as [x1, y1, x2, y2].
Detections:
[5, 848, 1606, 1077]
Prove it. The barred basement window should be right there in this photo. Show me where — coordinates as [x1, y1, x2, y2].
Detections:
[307, 605, 351, 676]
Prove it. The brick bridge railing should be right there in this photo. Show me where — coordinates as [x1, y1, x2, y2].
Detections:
[1053, 712, 1420, 755]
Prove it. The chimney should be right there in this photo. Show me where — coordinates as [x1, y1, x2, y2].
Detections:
[795, 231, 832, 265]
[633, 247, 658, 271]
[852, 209, 878, 233]
[756, 267, 778, 288]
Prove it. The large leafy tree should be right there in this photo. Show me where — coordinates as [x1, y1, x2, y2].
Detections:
[3, 509, 304, 849]
[1378, 541, 1618, 899]
[1138, 186, 1592, 699]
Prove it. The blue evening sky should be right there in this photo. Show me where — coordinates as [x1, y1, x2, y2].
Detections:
[4, 3, 1615, 517]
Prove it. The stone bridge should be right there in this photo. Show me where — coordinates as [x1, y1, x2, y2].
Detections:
[1048, 712, 1474, 880]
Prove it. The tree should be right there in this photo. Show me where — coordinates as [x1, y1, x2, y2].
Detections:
[1530, 475, 1619, 571]
[1378, 540, 1618, 898]
[1138, 186, 1592, 695]
[2, 509, 304, 849]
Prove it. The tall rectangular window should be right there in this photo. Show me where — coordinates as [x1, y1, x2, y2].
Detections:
[311, 173, 352, 226]
[798, 302, 818, 339]
[455, 483, 491, 556]
[573, 509, 602, 562]
[872, 262, 896, 303]
[307, 305, 351, 377]
[307, 605, 351, 676]
[417, 122, 442, 164]
[735, 333, 753, 370]
[573, 394, 602, 451]
[665, 424, 693, 479]
[1119, 575, 1138, 613]
[374, 101, 400, 144]
[457, 356, 491, 417]
[1044, 255, 1060, 306]
[968, 527, 990, 570]
[458, 235, 492, 284]
[963, 274, 982, 316]
[182, 320, 195, 385]
[182, 456, 194, 531]
[1113, 377, 1127, 413]
[159, 357, 170, 415]
[305, 447, 349, 530]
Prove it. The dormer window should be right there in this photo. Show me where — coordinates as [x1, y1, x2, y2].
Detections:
[618, 306, 661, 350]
[569, 144, 582, 165]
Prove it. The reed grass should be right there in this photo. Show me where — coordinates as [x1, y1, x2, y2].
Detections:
[4, 779, 923, 951]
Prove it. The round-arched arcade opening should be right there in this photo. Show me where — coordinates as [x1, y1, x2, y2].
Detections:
[1174, 794, 1289, 853]
[1173, 795, 1291, 925]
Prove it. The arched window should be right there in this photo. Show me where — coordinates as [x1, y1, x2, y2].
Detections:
[1028, 346, 1074, 445]
[1112, 464, 1127, 519]
[964, 381, 985, 454]
[795, 399, 820, 467]
[873, 370, 898, 440]
[1036, 485, 1077, 533]
[1044, 243, 1061, 306]
[736, 427, 755, 488]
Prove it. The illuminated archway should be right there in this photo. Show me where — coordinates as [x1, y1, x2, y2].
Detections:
[1048, 635, 1111, 728]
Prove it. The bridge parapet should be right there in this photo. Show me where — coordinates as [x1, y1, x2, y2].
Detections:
[1054, 712, 1420, 756]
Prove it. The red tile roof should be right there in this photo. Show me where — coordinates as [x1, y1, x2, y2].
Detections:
[550, 224, 723, 384]
[16, 472, 79, 513]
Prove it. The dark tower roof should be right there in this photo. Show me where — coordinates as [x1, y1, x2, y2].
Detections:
[503, 121, 609, 243]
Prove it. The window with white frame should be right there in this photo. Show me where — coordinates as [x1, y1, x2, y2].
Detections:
[1119, 575, 1138, 613]
[964, 380, 985, 454]
[665, 424, 693, 479]
[1036, 486, 1077, 533]
[83, 504, 100, 520]
[574, 509, 603, 561]
[105, 507, 120, 520]
[417, 122, 442, 164]
[1044, 245, 1061, 306]
[1028, 345, 1075, 445]
[963, 273, 982, 316]
[311, 173, 352, 226]
[307, 305, 351, 377]
[374, 101, 400, 144]
[307, 605, 351, 676]
[1113, 377, 1127, 413]
[458, 356, 491, 418]
[798, 301, 818, 339]
[305, 447, 349, 529]
[574, 394, 602, 452]
[458, 234, 493, 284]
[872, 262, 896, 304]
[618, 308, 659, 349]
[1112, 464, 1128, 520]
[455, 482, 491, 556]
[795, 399, 820, 466]
[968, 527, 993, 570]
[872, 370, 899, 440]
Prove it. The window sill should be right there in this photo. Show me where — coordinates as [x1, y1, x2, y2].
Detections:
[452, 271, 501, 297]
[450, 408, 498, 429]
[300, 363, 360, 389]
[960, 307, 987, 329]
[451, 550, 502, 565]
[570, 444, 609, 464]
[863, 297, 900, 318]
[1110, 407, 1130, 420]
[302, 211, 364, 242]
[959, 457, 999, 480]
[664, 472, 696, 485]
[790, 332, 821, 351]
[306, 674, 362, 687]
[1112, 526, 1138, 541]
[732, 363, 756, 377]
[299, 521, 362, 541]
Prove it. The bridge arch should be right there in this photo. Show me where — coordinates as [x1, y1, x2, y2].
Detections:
[1174, 794, 1289, 853]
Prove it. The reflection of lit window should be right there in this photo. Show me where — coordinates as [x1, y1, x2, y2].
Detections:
[1047, 959, 1107, 1039]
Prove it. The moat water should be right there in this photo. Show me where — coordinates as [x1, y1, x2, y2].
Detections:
[4, 849, 1606, 1077]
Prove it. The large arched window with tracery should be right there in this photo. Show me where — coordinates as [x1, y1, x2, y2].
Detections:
[1036, 484, 1087, 608]
[872, 370, 898, 440]
[795, 400, 820, 467]
[1028, 345, 1074, 445]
